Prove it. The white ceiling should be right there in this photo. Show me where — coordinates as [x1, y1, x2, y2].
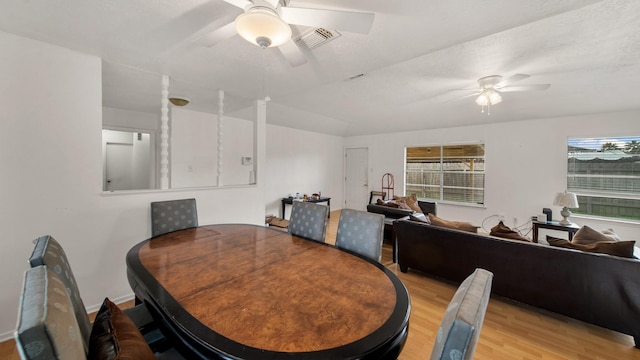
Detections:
[1, 0, 639, 136]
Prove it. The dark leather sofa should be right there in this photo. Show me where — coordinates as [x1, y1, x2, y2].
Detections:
[394, 219, 640, 347]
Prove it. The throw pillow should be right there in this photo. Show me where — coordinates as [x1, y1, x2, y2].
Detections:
[395, 200, 413, 211]
[393, 194, 422, 213]
[376, 199, 399, 208]
[409, 213, 430, 223]
[88, 298, 155, 360]
[490, 221, 530, 242]
[547, 236, 635, 258]
[427, 214, 479, 233]
[572, 225, 621, 245]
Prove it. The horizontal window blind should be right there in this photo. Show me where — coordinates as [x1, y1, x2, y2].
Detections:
[567, 136, 640, 220]
[406, 144, 485, 205]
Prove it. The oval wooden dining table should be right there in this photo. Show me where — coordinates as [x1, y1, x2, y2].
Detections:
[126, 224, 411, 359]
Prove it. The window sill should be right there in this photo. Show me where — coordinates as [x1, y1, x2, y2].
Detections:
[572, 214, 640, 226]
[100, 183, 257, 196]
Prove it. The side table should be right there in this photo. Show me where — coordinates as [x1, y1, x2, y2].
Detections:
[532, 220, 580, 243]
[281, 197, 331, 219]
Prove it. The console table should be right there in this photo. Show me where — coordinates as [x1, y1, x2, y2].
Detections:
[532, 220, 580, 243]
[126, 224, 410, 359]
[281, 196, 331, 218]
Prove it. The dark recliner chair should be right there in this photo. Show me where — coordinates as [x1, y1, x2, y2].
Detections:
[418, 200, 438, 215]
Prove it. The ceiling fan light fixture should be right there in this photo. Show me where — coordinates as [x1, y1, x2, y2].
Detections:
[235, 7, 292, 48]
[487, 89, 502, 105]
[475, 89, 501, 106]
[169, 97, 190, 107]
[475, 92, 489, 106]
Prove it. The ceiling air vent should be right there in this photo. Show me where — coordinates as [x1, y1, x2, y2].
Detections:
[294, 28, 341, 50]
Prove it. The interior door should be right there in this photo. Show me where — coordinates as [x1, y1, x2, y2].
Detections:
[105, 143, 134, 191]
[345, 148, 369, 210]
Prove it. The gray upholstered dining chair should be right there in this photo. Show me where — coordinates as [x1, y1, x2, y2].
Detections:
[151, 198, 199, 237]
[15, 265, 87, 359]
[430, 268, 493, 360]
[28, 235, 92, 353]
[288, 201, 329, 242]
[335, 208, 385, 262]
[29, 235, 160, 349]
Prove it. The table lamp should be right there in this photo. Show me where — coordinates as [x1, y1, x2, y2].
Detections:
[553, 191, 579, 225]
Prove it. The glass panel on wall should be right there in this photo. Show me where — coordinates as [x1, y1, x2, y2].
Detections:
[101, 61, 257, 191]
[102, 130, 154, 191]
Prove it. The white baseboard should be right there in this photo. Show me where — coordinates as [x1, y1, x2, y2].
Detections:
[0, 330, 14, 343]
[85, 293, 136, 314]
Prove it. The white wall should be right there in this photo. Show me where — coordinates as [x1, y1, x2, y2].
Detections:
[171, 108, 254, 188]
[0, 31, 266, 340]
[345, 111, 640, 240]
[103, 106, 159, 132]
[265, 125, 344, 219]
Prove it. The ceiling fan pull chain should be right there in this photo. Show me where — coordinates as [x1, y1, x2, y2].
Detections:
[261, 47, 269, 101]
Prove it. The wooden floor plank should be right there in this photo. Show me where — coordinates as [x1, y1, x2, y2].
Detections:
[2, 210, 637, 359]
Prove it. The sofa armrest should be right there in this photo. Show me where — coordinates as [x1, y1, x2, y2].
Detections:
[366, 204, 414, 219]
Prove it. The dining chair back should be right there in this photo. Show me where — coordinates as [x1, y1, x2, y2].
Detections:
[151, 198, 198, 237]
[15, 266, 87, 359]
[288, 201, 329, 242]
[336, 208, 385, 262]
[430, 268, 493, 360]
[29, 235, 161, 348]
[29, 235, 92, 352]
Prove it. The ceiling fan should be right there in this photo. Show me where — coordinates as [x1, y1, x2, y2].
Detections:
[194, 0, 375, 67]
[468, 74, 551, 113]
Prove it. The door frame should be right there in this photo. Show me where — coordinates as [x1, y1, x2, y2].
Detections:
[344, 147, 370, 211]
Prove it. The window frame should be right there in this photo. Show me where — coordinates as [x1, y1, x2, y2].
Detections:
[404, 142, 485, 206]
[567, 136, 640, 222]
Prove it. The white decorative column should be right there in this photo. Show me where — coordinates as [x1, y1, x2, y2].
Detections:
[216, 89, 224, 187]
[160, 75, 170, 189]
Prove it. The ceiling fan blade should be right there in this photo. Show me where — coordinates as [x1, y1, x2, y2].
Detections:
[446, 87, 479, 93]
[280, 7, 375, 34]
[263, 0, 280, 7]
[194, 21, 237, 47]
[499, 84, 551, 92]
[223, 0, 253, 10]
[278, 39, 308, 67]
[496, 73, 530, 87]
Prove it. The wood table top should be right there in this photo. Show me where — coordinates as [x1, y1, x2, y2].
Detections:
[126, 224, 410, 359]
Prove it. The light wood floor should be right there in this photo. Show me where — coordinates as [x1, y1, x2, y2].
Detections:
[3, 210, 637, 359]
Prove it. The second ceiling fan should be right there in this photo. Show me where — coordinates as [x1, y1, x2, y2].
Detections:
[194, 0, 375, 67]
[455, 74, 550, 114]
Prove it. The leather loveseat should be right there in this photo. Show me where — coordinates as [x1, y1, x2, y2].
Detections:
[394, 219, 640, 347]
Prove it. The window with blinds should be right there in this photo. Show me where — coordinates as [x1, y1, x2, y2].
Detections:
[405, 144, 485, 205]
[567, 136, 640, 221]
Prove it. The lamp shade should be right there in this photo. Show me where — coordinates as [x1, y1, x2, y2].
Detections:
[235, 7, 291, 48]
[553, 191, 579, 208]
[475, 89, 502, 106]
